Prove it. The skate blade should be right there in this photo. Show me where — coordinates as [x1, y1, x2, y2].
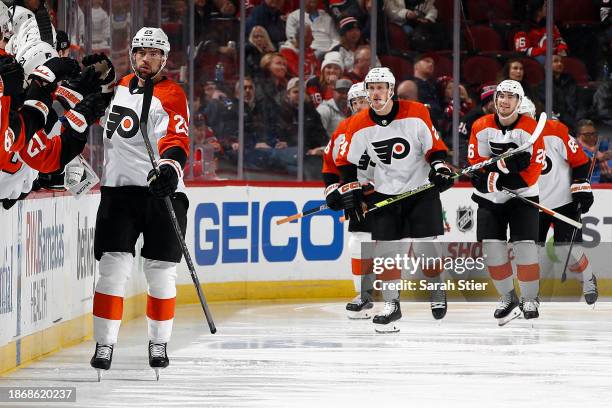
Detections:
[347, 309, 373, 319]
[374, 323, 400, 333]
[96, 369, 101, 382]
[154, 368, 161, 381]
[497, 308, 521, 326]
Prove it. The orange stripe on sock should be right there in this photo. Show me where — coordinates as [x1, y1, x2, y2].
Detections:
[351, 258, 373, 276]
[147, 295, 176, 321]
[423, 267, 443, 278]
[488, 261, 513, 281]
[517, 263, 540, 282]
[378, 267, 401, 281]
[93, 292, 124, 320]
[569, 254, 588, 273]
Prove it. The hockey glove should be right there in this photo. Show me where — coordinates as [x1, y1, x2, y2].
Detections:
[324, 183, 343, 211]
[82, 53, 116, 94]
[64, 93, 108, 135]
[147, 159, 183, 198]
[471, 170, 501, 194]
[571, 179, 594, 213]
[56, 66, 102, 110]
[340, 181, 366, 222]
[428, 160, 454, 193]
[37, 171, 66, 191]
[30, 57, 81, 85]
[485, 151, 531, 174]
[22, 79, 53, 126]
[0, 56, 25, 97]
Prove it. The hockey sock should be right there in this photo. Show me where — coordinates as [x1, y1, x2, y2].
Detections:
[483, 240, 514, 296]
[144, 258, 178, 344]
[514, 240, 540, 300]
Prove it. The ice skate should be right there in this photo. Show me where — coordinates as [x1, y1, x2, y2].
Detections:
[346, 293, 374, 319]
[583, 274, 598, 306]
[494, 290, 521, 326]
[430, 288, 447, 320]
[90, 343, 113, 382]
[373, 300, 401, 333]
[149, 341, 169, 380]
[522, 298, 540, 320]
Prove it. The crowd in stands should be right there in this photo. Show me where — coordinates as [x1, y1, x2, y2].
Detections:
[63, 0, 612, 181]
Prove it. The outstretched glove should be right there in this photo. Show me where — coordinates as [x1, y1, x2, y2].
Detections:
[56, 66, 102, 109]
[324, 183, 343, 211]
[340, 181, 366, 222]
[63, 93, 108, 135]
[571, 179, 594, 213]
[428, 160, 454, 192]
[147, 159, 183, 198]
[0, 56, 25, 97]
[30, 57, 81, 85]
[82, 53, 116, 94]
[485, 151, 531, 174]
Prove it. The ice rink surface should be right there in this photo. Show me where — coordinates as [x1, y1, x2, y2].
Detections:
[1, 300, 612, 408]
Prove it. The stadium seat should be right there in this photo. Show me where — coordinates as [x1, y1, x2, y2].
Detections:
[464, 25, 503, 52]
[467, 0, 513, 22]
[520, 57, 544, 87]
[555, 0, 598, 23]
[387, 24, 410, 53]
[562, 56, 590, 86]
[461, 56, 502, 85]
[436, 0, 454, 28]
[380, 55, 413, 79]
[431, 53, 454, 78]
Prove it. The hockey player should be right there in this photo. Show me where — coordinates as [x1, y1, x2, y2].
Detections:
[91, 27, 190, 380]
[322, 81, 374, 319]
[336, 67, 454, 333]
[517, 97, 598, 305]
[468, 80, 545, 325]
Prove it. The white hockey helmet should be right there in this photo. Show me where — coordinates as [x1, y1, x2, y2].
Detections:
[347, 81, 367, 113]
[494, 79, 524, 119]
[364, 67, 396, 112]
[517, 96, 536, 119]
[131, 27, 170, 55]
[18, 40, 58, 79]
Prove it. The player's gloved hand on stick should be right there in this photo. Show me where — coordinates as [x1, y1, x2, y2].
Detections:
[485, 150, 531, 174]
[428, 160, 454, 192]
[147, 159, 183, 198]
[0, 56, 25, 97]
[64, 93, 108, 136]
[82, 53, 116, 93]
[56, 66, 102, 109]
[571, 179, 594, 213]
[324, 183, 343, 211]
[340, 181, 366, 222]
[471, 170, 500, 194]
[30, 57, 81, 85]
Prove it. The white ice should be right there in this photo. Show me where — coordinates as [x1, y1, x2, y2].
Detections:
[1, 301, 612, 408]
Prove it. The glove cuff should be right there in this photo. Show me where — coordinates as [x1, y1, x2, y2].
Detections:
[23, 99, 50, 123]
[101, 76, 116, 94]
[55, 85, 83, 108]
[30, 65, 56, 83]
[431, 160, 451, 172]
[64, 109, 88, 133]
[325, 183, 339, 197]
[158, 158, 184, 180]
[571, 181, 591, 194]
[486, 172, 500, 193]
[339, 181, 361, 194]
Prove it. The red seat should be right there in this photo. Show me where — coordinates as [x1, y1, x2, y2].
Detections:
[432, 54, 453, 78]
[555, 0, 598, 23]
[436, 0, 454, 28]
[562, 56, 590, 86]
[467, 0, 513, 21]
[521, 57, 544, 87]
[461, 56, 502, 85]
[464, 25, 503, 52]
[387, 24, 410, 53]
[380, 55, 413, 79]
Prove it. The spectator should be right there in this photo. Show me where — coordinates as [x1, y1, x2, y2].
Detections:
[277, 77, 328, 178]
[246, 26, 276, 78]
[438, 76, 473, 143]
[410, 54, 443, 127]
[599, 0, 612, 43]
[285, 0, 340, 58]
[397, 79, 419, 101]
[306, 51, 344, 107]
[256, 52, 289, 108]
[501, 58, 539, 109]
[279, 25, 320, 78]
[344, 45, 372, 83]
[537, 54, 577, 129]
[457, 84, 497, 167]
[514, 0, 568, 63]
[199, 79, 228, 112]
[383, 0, 437, 35]
[329, 17, 362, 71]
[92, 0, 111, 51]
[576, 119, 612, 183]
[246, 0, 286, 48]
[592, 76, 612, 127]
[194, 0, 238, 44]
[317, 78, 351, 137]
[55, 30, 71, 57]
[324, 0, 367, 27]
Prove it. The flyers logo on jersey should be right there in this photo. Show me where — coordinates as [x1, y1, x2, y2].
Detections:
[105, 105, 140, 139]
[489, 141, 518, 157]
[371, 138, 410, 164]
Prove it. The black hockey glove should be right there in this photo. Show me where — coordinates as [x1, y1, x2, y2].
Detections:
[0, 56, 25, 97]
[29, 57, 81, 86]
[22, 79, 54, 126]
[37, 171, 66, 191]
[63, 93, 108, 135]
[324, 183, 343, 211]
[147, 159, 183, 198]
[485, 151, 531, 174]
[571, 179, 594, 213]
[428, 160, 454, 193]
[56, 66, 102, 110]
[82, 53, 116, 94]
[471, 170, 501, 194]
[340, 181, 366, 222]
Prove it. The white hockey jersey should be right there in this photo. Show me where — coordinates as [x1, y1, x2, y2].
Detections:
[468, 114, 545, 204]
[101, 74, 190, 190]
[336, 100, 448, 195]
[539, 120, 589, 209]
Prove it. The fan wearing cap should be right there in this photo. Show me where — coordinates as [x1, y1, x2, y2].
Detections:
[90, 27, 191, 377]
[55, 29, 71, 57]
[306, 50, 344, 107]
[316, 78, 352, 137]
[329, 17, 361, 71]
[468, 79, 545, 325]
[335, 67, 453, 333]
[456, 84, 497, 167]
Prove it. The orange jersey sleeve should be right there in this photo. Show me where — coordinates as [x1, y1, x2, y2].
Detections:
[322, 118, 349, 176]
[18, 129, 64, 173]
[548, 120, 589, 168]
[153, 80, 191, 159]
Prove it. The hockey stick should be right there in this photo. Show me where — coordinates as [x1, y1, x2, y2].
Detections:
[276, 203, 328, 225]
[140, 78, 216, 334]
[560, 142, 599, 282]
[339, 113, 548, 222]
[501, 187, 582, 229]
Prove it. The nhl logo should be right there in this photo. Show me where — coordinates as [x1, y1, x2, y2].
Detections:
[456, 206, 474, 232]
